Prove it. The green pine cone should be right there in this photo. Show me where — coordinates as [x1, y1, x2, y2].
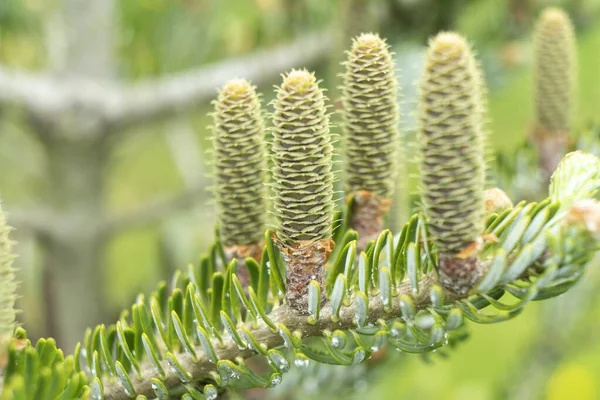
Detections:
[418, 32, 486, 255]
[271, 69, 335, 246]
[212, 79, 266, 246]
[534, 7, 575, 134]
[341, 33, 399, 199]
[0, 204, 17, 360]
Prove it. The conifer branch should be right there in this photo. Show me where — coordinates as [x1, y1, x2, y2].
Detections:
[2, 21, 599, 400]
[101, 275, 442, 400]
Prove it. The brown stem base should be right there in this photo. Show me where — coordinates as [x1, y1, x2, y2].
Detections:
[224, 243, 263, 289]
[348, 191, 391, 252]
[530, 127, 571, 181]
[280, 238, 334, 313]
[438, 252, 484, 296]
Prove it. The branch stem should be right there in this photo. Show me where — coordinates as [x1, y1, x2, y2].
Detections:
[102, 274, 447, 399]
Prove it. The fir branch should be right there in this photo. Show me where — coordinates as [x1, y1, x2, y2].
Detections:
[92, 157, 600, 399]
[101, 274, 441, 400]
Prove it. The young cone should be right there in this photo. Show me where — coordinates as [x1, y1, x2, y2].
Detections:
[212, 79, 266, 285]
[341, 33, 400, 250]
[532, 7, 576, 176]
[271, 69, 335, 312]
[418, 32, 486, 295]
[0, 204, 17, 368]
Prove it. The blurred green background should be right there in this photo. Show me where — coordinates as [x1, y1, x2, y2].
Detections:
[1, 0, 600, 399]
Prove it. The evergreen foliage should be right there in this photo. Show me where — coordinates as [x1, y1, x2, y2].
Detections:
[2, 9, 600, 399]
[1, 329, 88, 400]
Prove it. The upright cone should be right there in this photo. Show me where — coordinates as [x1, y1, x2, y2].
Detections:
[0, 204, 17, 366]
[212, 79, 266, 284]
[271, 69, 335, 312]
[533, 7, 576, 176]
[341, 33, 400, 250]
[418, 32, 486, 295]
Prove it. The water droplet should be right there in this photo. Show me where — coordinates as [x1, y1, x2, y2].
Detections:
[279, 329, 293, 348]
[330, 331, 346, 349]
[217, 364, 231, 386]
[353, 350, 366, 364]
[268, 352, 290, 372]
[270, 374, 283, 387]
[294, 356, 310, 368]
[90, 380, 103, 400]
[204, 385, 218, 400]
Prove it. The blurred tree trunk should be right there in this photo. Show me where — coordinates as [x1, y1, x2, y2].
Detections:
[389, 0, 464, 41]
[508, 0, 533, 38]
[38, 0, 115, 348]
